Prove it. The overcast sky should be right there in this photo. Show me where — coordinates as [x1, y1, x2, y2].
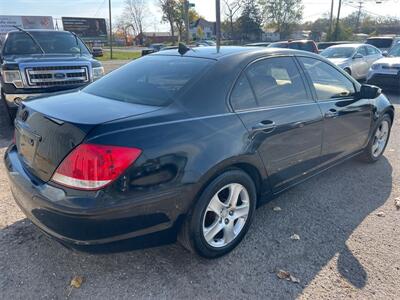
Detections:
[1, 0, 400, 31]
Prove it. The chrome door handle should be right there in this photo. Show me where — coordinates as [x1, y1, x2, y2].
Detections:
[252, 120, 276, 133]
[324, 110, 339, 118]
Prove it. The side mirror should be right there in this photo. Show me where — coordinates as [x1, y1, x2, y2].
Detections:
[353, 53, 363, 59]
[382, 51, 388, 57]
[359, 84, 381, 99]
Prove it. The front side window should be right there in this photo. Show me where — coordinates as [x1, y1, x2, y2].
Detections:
[357, 46, 368, 56]
[245, 57, 311, 107]
[84, 55, 213, 106]
[299, 57, 356, 100]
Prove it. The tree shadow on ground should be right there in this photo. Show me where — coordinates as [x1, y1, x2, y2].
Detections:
[0, 156, 393, 299]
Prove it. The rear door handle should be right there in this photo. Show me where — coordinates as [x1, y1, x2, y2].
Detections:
[252, 120, 276, 133]
[324, 109, 339, 118]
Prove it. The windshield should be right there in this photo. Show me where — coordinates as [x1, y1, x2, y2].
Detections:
[3, 31, 91, 56]
[83, 55, 214, 106]
[320, 47, 355, 58]
[366, 38, 393, 49]
[388, 43, 400, 56]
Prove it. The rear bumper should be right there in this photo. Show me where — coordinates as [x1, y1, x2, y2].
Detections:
[4, 146, 186, 247]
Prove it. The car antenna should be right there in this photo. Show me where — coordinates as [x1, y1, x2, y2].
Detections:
[178, 42, 195, 55]
[71, 31, 82, 56]
[12, 25, 45, 55]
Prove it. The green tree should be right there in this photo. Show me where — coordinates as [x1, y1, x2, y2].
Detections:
[159, 0, 178, 42]
[260, 0, 304, 39]
[237, 0, 263, 41]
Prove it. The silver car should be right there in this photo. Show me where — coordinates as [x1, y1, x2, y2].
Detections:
[320, 44, 382, 80]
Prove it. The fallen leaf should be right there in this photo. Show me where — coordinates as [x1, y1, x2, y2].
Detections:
[376, 211, 385, 217]
[290, 234, 300, 241]
[289, 274, 300, 283]
[276, 269, 290, 279]
[70, 276, 84, 289]
[395, 198, 400, 210]
[272, 206, 282, 212]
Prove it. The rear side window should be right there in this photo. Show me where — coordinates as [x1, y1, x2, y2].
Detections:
[299, 57, 355, 100]
[231, 74, 257, 110]
[84, 56, 213, 106]
[245, 57, 311, 107]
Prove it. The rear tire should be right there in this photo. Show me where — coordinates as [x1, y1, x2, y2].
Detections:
[178, 169, 257, 258]
[359, 114, 392, 163]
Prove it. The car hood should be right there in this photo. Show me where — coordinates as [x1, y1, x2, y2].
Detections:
[3, 54, 94, 65]
[372, 56, 400, 66]
[327, 58, 350, 66]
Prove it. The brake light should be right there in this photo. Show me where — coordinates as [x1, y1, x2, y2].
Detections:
[51, 144, 142, 190]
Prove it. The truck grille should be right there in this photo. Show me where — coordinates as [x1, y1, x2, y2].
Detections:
[25, 66, 90, 87]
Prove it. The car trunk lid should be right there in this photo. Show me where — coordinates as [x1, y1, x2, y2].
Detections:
[15, 91, 161, 182]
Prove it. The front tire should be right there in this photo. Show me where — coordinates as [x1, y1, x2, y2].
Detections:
[359, 114, 392, 163]
[178, 169, 257, 258]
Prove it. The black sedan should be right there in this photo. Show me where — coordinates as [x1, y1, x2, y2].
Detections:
[4, 47, 394, 258]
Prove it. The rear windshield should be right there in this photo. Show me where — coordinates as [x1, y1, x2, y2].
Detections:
[289, 42, 315, 52]
[366, 38, 393, 49]
[83, 55, 213, 106]
[320, 47, 355, 58]
[3, 31, 90, 55]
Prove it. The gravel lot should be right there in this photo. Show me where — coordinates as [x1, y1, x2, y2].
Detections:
[0, 67, 399, 299]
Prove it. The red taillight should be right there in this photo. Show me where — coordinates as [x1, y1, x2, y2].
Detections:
[51, 144, 142, 190]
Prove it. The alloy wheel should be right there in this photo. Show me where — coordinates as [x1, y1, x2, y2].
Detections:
[372, 120, 389, 158]
[202, 183, 250, 248]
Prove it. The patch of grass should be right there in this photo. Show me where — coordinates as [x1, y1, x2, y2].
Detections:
[98, 51, 142, 61]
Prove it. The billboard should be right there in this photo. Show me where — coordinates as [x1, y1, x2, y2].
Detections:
[0, 15, 54, 40]
[62, 17, 107, 42]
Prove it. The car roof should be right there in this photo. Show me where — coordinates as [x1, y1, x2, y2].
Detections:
[8, 29, 70, 34]
[328, 43, 364, 49]
[152, 45, 319, 61]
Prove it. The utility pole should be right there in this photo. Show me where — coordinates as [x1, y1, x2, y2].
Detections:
[328, 0, 335, 41]
[216, 0, 221, 51]
[184, 0, 190, 44]
[109, 0, 113, 59]
[333, 0, 342, 41]
[355, 1, 363, 33]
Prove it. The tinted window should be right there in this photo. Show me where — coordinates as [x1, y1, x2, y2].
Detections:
[366, 38, 393, 48]
[84, 56, 213, 106]
[289, 42, 314, 52]
[299, 57, 355, 100]
[246, 57, 311, 107]
[3, 31, 90, 55]
[231, 74, 257, 110]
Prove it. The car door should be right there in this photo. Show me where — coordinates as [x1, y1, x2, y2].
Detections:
[297, 56, 374, 166]
[353, 46, 370, 79]
[231, 56, 324, 192]
[366, 45, 383, 67]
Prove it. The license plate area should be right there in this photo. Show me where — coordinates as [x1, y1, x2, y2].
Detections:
[15, 123, 42, 167]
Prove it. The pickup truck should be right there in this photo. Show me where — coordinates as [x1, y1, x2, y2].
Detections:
[0, 29, 104, 121]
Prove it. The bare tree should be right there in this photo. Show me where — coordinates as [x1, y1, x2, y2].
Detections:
[159, 0, 178, 41]
[124, 0, 148, 44]
[223, 0, 243, 39]
[115, 16, 135, 45]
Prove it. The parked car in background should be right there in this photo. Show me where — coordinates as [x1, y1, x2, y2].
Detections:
[367, 42, 400, 90]
[317, 41, 354, 53]
[267, 40, 319, 53]
[320, 44, 382, 80]
[366, 36, 400, 52]
[5, 47, 394, 258]
[245, 42, 271, 47]
[0, 29, 104, 121]
[141, 43, 165, 56]
[91, 46, 103, 57]
[196, 40, 216, 46]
